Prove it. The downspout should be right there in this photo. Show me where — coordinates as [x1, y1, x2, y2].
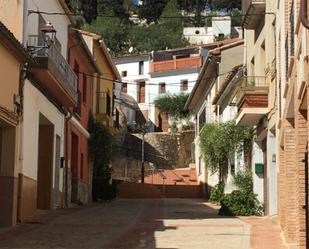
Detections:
[18, 0, 29, 221]
[22, 0, 28, 45]
[301, 0, 309, 29]
[62, 108, 73, 208]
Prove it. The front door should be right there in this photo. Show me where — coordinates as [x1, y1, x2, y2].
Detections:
[71, 133, 79, 202]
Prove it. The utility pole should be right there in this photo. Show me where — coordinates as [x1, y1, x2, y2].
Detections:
[141, 132, 145, 183]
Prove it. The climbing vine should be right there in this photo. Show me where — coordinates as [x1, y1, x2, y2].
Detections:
[88, 115, 115, 201]
[199, 120, 253, 174]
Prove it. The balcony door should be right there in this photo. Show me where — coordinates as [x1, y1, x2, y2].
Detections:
[138, 82, 145, 103]
[71, 132, 79, 202]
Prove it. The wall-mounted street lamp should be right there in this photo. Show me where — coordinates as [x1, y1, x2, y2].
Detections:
[27, 21, 57, 55]
[40, 21, 57, 46]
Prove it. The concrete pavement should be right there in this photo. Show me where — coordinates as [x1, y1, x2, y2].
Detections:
[0, 199, 285, 249]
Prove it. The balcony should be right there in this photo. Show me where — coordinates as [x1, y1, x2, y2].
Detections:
[242, 0, 266, 29]
[150, 56, 202, 73]
[95, 92, 112, 126]
[235, 76, 268, 126]
[28, 35, 77, 107]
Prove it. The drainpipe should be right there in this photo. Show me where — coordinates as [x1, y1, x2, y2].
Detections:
[22, 0, 28, 45]
[301, 0, 309, 29]
[62, 108, 73, 208]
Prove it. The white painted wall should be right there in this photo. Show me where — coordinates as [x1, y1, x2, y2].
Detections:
[252, 142, 264, 204]
[27, 0, 71, 58]
[212, 17, 231, 38]
[183, 27, 214, 45]
[21, 81, 65, 191]
[116, 59, 150, 110]
[267, 131, 277, 216]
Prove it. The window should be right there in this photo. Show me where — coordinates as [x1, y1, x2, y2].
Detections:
[115, 109, 120, 129]
[139, 61, 144, 75]
[285, 36, 289, 79]
[138, 81, 145, 103]
[106, 93, 111, 116]
[122, 83, 127, 93]
[159, 83, 166, 94]
[82, 74, 87, 103]
[290, 1, 295, 56]
[121, 71, 127, 77]
[181, 80, 188, 91]
[74, 90, 82, 116]
[74, 61, 80, 82]
[198, 106, 206, 132]
[80, 153, 84, 179]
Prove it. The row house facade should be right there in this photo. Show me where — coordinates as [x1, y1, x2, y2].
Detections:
[0, 0, 120, 228]
[114, 39, 241, 132]
[0, 21, 31, 226]
[79, 30, 122, 133]
[185, 40, 245, 197]
[186, 0, 309, 247]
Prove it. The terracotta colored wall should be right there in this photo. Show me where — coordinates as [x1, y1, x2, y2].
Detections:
[66, 123, 89, 184]
[151, 57, 202, 72]
[68, 34, 94, 129]
[67, 34, 95, 188]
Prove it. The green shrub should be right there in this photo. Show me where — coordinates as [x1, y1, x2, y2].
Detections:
[233, 171, 253, 193]
[89, 115, 115, 201]
[209, 181, 225, 204]
[219, 190, 263, 216]
[219, 172, 263, 216]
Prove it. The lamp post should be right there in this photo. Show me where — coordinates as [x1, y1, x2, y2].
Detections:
[141, 130, 145, 183]
[131, 121, 150, 183]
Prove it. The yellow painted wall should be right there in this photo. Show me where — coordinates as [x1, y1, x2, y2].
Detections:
[92, 41, 117, 129]
[0, 0, 24, 41]
[0, 44, 20, 113]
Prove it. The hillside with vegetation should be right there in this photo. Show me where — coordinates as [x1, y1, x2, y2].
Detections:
[65, 0, 241, 56]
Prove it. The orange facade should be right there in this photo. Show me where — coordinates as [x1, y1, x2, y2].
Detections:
[65, 32, 97, 204]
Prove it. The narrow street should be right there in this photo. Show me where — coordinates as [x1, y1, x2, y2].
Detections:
[0, 199, 286, 249]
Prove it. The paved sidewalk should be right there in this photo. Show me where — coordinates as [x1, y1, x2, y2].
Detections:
[0, 199, 286, 249]
[241, 216, 287, 249]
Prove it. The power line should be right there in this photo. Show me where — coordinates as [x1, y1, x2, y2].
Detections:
[29, 10, 275, 19]
[78, 69, 233, 86]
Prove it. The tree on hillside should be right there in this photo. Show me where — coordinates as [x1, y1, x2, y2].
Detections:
[84, 8, 131, 56]
[97, 0, 131, 21]
[81, 0, 98, 23]
[160, 0, 184, 32]
[208, 0, 241, 10]
[137, 0, 168, 24]
[129, 0, 188, 53]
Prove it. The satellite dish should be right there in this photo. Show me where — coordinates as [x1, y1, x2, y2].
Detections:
[128, 46, 134, 53]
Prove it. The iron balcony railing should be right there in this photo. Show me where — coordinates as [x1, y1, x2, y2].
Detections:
[96, 92, 111, 116]
[235, 75, 268, 103]
[239, 76, 268, 88]
[28, 35, 77, 97]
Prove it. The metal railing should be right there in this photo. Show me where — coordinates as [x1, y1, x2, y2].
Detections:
[28, 35, 77, 94]
[240, 76, 268, 88]
[96, 92, 111, 116]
